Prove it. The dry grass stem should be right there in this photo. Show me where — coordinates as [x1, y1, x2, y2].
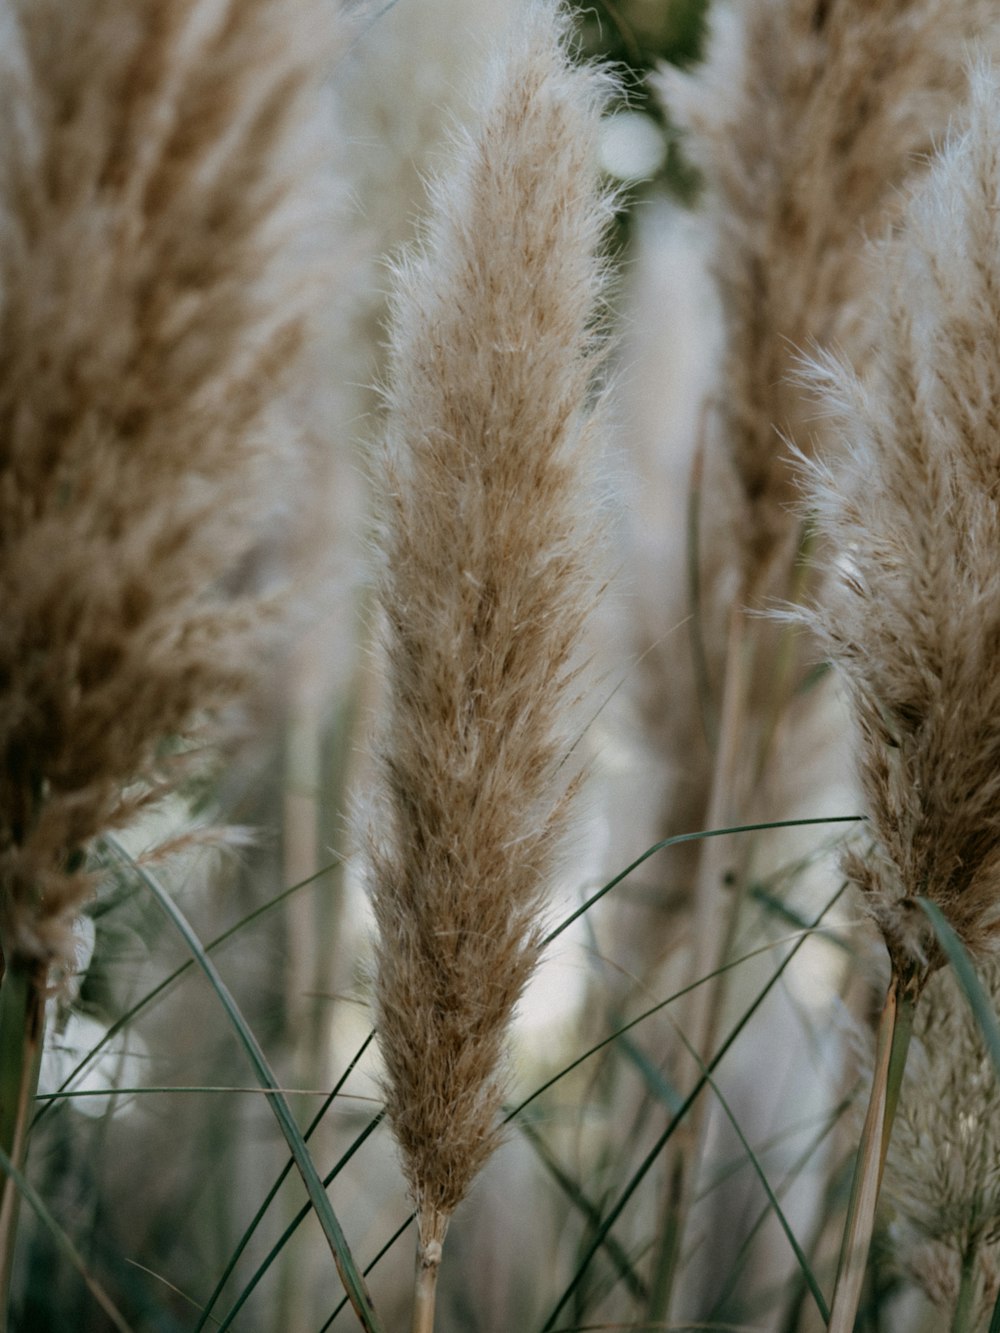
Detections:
[363, 0, 615, 1304]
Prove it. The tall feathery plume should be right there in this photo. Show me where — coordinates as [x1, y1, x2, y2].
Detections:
[0, 0, 331, 1306]
[800, 60, 1000, 1331]
[883, 962, 1000, 1328]
[650, 0, 1000, 1011]
[638, 5, 1000, 1319]
[364, 3, 614, 1327]
[658, 0, 1000, 585]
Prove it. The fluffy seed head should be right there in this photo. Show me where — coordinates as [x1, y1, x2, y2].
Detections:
[801, 63, 1000, 967]
[884, 961, 1000, 1317]
[0, 0, 332, 971]
[364, 0, 614, 1231]
[656, 0, 1000, 584]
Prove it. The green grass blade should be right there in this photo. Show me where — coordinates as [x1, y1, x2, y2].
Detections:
[214, 1112, 384, 1332]
[538, 880, 847, 1331]
[33, 857, 343, 1131]
[0, 1143, 133, 1333]
[194, 1031, 376, 1333]
[104, 837, 384, 1333]
[516, 1117, 648, 1303]
[35, 1086, 366, 1102]
[917, 897, 1000, 1077]
[543, 816, 860, 946]
[673, 1025, 830, 1323]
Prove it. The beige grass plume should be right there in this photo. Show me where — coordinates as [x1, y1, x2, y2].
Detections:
[364, 1, 614, 1322]
[0, 0, 332, 976]
[802, 60, 1000, 972]
[799, 62, 1000, 1328]
[656, 0, 1000, 587]
[883, 962, 1000, 1323]
[640, 0, 1000, 1039]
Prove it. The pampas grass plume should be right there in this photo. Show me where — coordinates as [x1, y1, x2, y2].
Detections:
[656, 0, 1000, 584]
[884, 961, 1000, 1322]
[0, 0, 332, 974]
[363, 0, 615, 1313]
[802, 60, 1000, 968]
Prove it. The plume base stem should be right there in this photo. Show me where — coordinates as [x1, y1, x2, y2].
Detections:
[950, 1239, 979, 1333]
[0, 958, 46, 1330]
[828, 961, 922, 1333]
[411, 1208, 447, 1333]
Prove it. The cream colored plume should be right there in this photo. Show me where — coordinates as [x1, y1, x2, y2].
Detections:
[0, 0, 334, 973]
[655, 0, 1000, 587]
[363, 0, 614, 1297]
[802, 62, 1000, 968]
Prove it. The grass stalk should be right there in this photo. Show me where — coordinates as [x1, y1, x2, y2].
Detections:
[410, 1223, 443, 1333]
[827, 961, 922, 1333]
[0, 958, 45, 1328]
[950, 1240, 979, 1333]
[649, 602, 751, 1325]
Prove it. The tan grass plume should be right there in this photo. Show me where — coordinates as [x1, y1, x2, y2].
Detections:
[0, 0, 332, 976]
[801, 60, 1000, 971]
[642, 0, 1000, 1143]
[364, 0, 614, 1315]
[656, 0, 1000, 588]
[883, 961, 1000, 1323]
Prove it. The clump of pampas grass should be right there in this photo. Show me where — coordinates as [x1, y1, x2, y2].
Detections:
[362, 1, 615, 1325]
[641, 0, 1000, 1068]
[633, 6, 1000, 1316]
[0, 0, 338, 1313]
[799, 58, 1000, 1333]
[0, 0, 331, 976]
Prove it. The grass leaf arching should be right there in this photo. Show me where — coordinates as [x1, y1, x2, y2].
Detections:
[103, 837, 385, 1333]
